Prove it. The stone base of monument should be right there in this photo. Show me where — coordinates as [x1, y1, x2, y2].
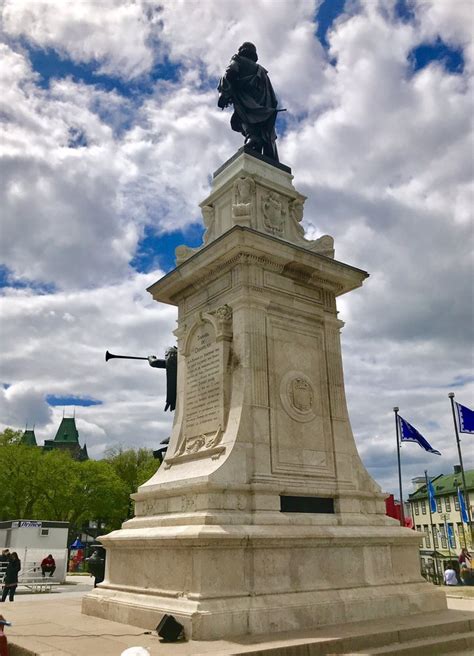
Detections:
[83, 149, 447, 641]
[82, 523, 447, 640]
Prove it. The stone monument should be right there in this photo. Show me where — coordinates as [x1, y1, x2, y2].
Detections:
[83, 145, 446, 639]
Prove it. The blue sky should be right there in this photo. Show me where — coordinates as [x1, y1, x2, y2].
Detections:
[0, 0, 472, 496]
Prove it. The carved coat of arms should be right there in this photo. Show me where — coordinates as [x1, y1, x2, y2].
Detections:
[290, 378, 313, 412]
[262, 192, 285, 234]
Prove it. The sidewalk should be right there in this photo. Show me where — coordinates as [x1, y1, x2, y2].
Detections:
[1, 588, 473, 655]
[9, 574, 95, 602]
[446, 586, 474, 600]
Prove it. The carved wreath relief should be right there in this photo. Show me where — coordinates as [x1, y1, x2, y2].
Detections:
[280, 371, 316, 423]
[262, 191, 285, 235]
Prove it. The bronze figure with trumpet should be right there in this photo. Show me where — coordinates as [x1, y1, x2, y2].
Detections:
[105, 347, 177, 412]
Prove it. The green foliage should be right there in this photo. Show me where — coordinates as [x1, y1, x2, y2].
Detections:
[0, 442, 155, 529]
[0, 427, 23, 446]
[105, 446, 159, 517]
[0, 444, 43, 518]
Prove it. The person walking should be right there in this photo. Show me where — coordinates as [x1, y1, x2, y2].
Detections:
[1, 552, 21, 602]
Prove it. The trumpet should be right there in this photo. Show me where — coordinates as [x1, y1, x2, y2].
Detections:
[105, 350, 149, 362]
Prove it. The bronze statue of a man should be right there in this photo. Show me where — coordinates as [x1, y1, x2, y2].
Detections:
[218, 42, 280, 162]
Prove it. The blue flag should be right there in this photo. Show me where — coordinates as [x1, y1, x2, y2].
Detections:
[457, 487, 469, 523]
[398, 416, 441, 455]
[427, 477, 437, 513]
[447, 523, 455, 548]
[455, 401, 474, 434]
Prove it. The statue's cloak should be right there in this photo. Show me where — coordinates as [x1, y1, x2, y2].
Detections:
[218, 55, 278, 135]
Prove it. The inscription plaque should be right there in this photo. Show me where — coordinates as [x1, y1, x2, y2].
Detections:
[184, 322, 223, 439]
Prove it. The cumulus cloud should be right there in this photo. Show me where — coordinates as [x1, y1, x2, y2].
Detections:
[1, 0, 155, 79]
[0, 0, 472, 495]
[0, 273, 177, 456]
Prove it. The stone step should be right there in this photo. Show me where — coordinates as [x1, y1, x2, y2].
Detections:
[227, 613, 474, 655]
[346, 630, 474, 655]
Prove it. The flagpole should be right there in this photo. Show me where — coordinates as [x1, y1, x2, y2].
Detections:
[394, 407, 405, 526]
[425, 470, 440, 583]
[448, 393, 473, 544]
[455, 483, 468, 549]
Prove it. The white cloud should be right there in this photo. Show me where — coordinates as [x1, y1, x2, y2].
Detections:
[0, 0, 472, 498]
[414, 0, 474, 66]
[1, 0, 155, 79]
[0, 43, 237, 288]
[0, 273, 177, 456]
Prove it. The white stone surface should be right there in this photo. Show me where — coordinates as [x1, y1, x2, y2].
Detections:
[83, 151, 447, 639]
[175, 149, 334, 264]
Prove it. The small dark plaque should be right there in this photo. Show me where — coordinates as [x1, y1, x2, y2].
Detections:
[280, 495, 335, 514]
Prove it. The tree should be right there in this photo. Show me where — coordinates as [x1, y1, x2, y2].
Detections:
[0, 444, 43, 519]
[0, 427, 23, 446]
[33, 452, 129, 532]
[105, 447, 159, 517]
[0, 441, 157, 527]
[74, 459, 130, 530]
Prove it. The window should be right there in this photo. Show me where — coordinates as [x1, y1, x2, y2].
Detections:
[40, 528, 49, 537]
[439, 524, 447, 548]
[414, 502, 419, 515]
[454, 495, 459, 511]
[436, 498, 442, 513]
[433, 527, 439, 548]
[445, 496, 451, 511]
[457, 523, 466, 546]
[424, 525, 431, 548]
[421, 500, 427, 515]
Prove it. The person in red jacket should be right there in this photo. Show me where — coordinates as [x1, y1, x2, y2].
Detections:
[41, 554, 56, 578]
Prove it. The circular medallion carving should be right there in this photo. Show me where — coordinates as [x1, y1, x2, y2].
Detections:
[280, 371, 316, 423]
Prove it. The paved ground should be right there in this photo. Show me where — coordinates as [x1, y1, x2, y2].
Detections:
[446, 586, 474, 600]
[8, 574, 96, 602]
[0, 580, 473, 655]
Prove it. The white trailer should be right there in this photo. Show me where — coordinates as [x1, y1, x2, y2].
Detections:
[0, 519, 69, 583]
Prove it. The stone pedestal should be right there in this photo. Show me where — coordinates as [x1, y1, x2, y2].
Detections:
[83, 149, 446, 639]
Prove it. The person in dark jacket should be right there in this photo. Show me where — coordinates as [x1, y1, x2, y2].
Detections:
[1, 552, 21, 602]
[86, 546, 105, 588]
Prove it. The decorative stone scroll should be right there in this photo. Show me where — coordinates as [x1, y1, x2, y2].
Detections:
[166, 305, 233, 466]
[308, 234, 335, 258]
[201, 205, 215, 244]
[175, 244, 200, 265]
